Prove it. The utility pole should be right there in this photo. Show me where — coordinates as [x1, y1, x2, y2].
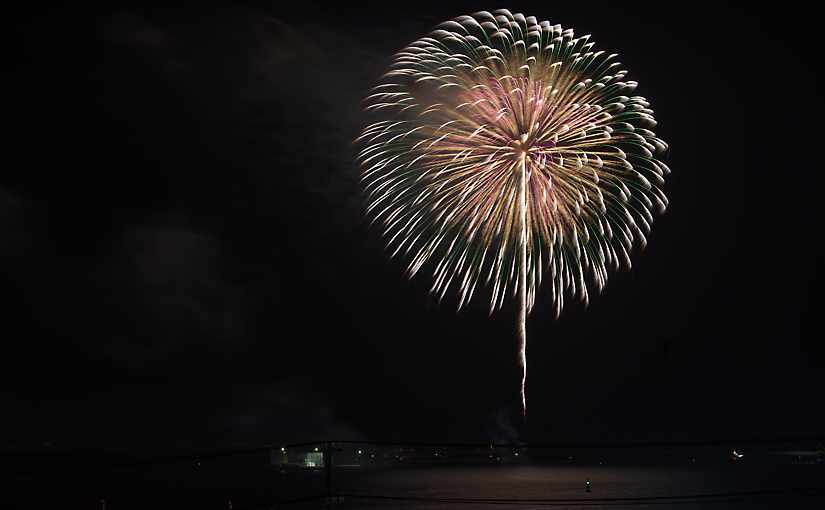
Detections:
[324, 441, 334, 505]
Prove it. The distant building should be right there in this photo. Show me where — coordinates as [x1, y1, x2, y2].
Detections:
[302, 451, 324, 468]
[271, 448, 324, 468]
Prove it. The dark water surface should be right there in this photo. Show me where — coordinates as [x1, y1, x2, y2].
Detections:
[11, 460, 823, 509]
[333, 464, 824, 508]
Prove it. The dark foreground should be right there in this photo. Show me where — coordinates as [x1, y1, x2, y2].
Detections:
[8, 461, 825, 509]
[331, 464, 824, 508]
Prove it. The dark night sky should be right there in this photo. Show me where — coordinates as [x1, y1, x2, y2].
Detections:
[2, 2, 823, 454]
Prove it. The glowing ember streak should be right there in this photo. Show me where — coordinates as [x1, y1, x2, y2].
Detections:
[517, 151, 528, 415]
[356, 9, 670, 416]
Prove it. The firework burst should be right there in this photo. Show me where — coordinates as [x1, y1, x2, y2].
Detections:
[356, 9, 669, 415]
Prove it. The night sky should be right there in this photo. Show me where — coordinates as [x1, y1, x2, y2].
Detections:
[3, 2, 823, 455]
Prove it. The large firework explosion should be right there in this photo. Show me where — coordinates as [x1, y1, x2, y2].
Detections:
[356, 9, 669, 415]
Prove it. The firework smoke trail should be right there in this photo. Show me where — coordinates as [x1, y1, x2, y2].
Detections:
[356, 10, 670, 416]
[517, 152, 528, 416]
